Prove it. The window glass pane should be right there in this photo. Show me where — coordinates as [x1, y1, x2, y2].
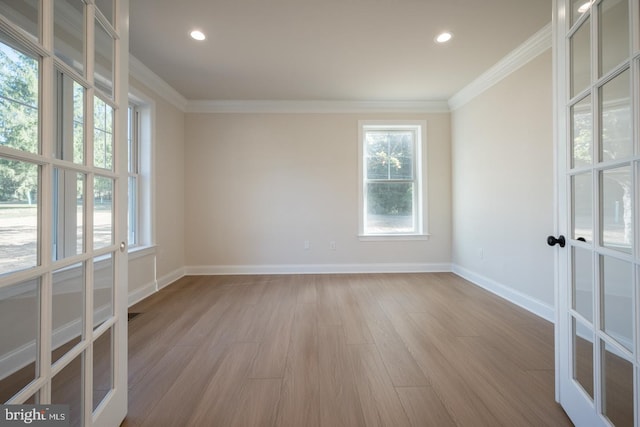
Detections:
[95, 0, 114, 26]
[600, 255, 633, 351]
[572, 317, 593, 399]
[571, 19, 590, 98]
[572, 172, 592, 242]
[0, 40, 38, 154]
[366, 182, 414, 234]
[600, 69, 632, 162]
[94, 19, 113, 98]
[0, 0, 39, 40]
[601, 342, 634, 426]
[52, 263, 84, 364]
[571, 95, 592, 167]
[93, 97, 113, 170]
[93, 253, 113, 330]
[53, 169, 84, 261]
[366, 131, 414, 180]
[0, 278, 40, 403]
[93, 176, 113, 249]
[601, 166, 632, 253]
[128, 176, 137, 246]
[0, 158, 38, 275]
[52, 352, 83, 427]
[54, 0, 84, 75]
[572, 247, 593, 322]
[54, 71, 84, 164]
[599, 0, 628, 78]
[93, 327, 113, 411]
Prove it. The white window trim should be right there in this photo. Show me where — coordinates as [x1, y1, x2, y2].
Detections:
[127, 86, 156, 253]
[357, 120, 430, 240]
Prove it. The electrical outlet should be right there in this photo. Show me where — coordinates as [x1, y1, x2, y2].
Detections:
[329, 241, 336, 250]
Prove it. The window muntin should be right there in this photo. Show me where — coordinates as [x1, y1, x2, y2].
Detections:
[359, 122, 425, 237]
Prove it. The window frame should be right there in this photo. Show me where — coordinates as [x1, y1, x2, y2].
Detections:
[357, 120, 429, 240]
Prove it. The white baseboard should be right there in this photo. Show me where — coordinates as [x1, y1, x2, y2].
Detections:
[128, 280, 157, 307]
[185, 263, 452, 276]
[157, 268, 185, 289]
[451, 264, 555, 323]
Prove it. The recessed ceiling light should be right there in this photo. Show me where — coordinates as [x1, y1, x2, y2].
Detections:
[435, 32, 453, 43]
[190, 30, 206, 41]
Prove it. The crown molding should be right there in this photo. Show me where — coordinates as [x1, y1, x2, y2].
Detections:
[185, 99, 450, 114]
[129, 55, 188, 112]
[448, 22, 552, 111]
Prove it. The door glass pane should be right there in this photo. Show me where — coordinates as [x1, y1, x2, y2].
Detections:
[94, 19, 113, 99]
[52, 263, 84, 364]
[601, 166, 632, 252]
[53, 169, 85, 261]
[571, 19, 591, 97]
[599, 0, 629, 77]
[93, 327, 113, 410]
[94, 253, 113, 330]
[572, 247, 593, 321]
[0, 40, 39, 154]
[93, 97, 113, 170]
[366, 182, 414, 234]
[570, 0, 592, 26]
[572, 317, 594, 399]
[571, 95, 592, 167]
[572, 172, 592, 242]
[52, 352, 83, 427]
[95, 0, 114, 26]
[0, 278, 39, 403]
[93, 176, 113, 249]
[54, 0, 84, 76]
[55, 71, 85, 164]
[0, 158, 39, 275]
[600, 69, 632, 162]
[0, 0, 39, 40]
[601, 341, 634, 427]
[601, 255, 633, 351]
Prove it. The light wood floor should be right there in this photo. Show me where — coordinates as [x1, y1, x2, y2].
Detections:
[120, 273, 573, 427]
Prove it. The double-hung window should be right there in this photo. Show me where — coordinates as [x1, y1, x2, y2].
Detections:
[358, 121, 427, 238]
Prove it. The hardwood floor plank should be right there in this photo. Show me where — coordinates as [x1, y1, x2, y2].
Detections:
[318, 324, 366, 427]
[275, 303, 320, 427]
[347, 344, 411, 427]
[395, 386, 456, 427]
[187, 342, 260, 426]
[137, 344, 230, 427]
[228, 378, 282, 427]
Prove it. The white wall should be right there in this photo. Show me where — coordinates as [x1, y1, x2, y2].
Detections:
[184, 112, 451, 273]
[451, 50, 554, 319]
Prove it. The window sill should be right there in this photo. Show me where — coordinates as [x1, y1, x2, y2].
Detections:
[128, 245, 157, 260]
[358, 234, 431, 242]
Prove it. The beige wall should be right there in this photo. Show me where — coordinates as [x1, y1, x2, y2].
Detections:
[451, 50, 554, 311]
[184, 112, 451, 271]
[128, 76, 185, 299]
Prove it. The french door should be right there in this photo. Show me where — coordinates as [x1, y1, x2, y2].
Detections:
[555, 0, 639, 426]
[0, 1, 128, 426]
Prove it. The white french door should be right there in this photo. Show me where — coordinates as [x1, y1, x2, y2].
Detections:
[555, 0, 639, 426]
[0, 1, 128, 426]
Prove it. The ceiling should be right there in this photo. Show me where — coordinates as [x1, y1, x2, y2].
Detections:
[129, 0, 552, 102]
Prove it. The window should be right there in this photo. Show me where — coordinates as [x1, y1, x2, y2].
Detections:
[127, 104, 139, 246]
[126, 91, 154, 252]
[358, 120, 427, 238]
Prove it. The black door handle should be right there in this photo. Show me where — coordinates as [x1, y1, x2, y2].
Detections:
[547, 235, 566, 248]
